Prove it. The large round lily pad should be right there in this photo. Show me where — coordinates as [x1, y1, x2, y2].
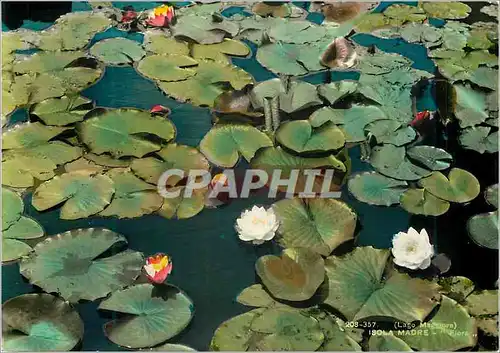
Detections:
[99, 283, 194, 349]
[143, 31, 190, 56]
[90, 38, 146, 66]
[272, 198, 357, 256]
[348, 171, 408, 206]
[370, 144, 432, 181]
[191, 39, 251, 64]
[453, 84, 489, 128]
[30, 95, 93, 126]
[199, 124, 273, 168]
[19, 228, 143, 302]
[78, 108, 176, 158]
[255, 247, 325, 301]
[406, 146, 453, 171]
[32, 170, 115, 220]
[459, 126, 498, 154]
[418, 168, 480, 203]
[2, 293, 84, 351]
[421, 2, 471, 19]
[2, 122, 70, 149]
[324, 246, 440, 322]
[400, 188, 450, 216]
[467, 211, 498, 250]
[136, 54, 198, 82]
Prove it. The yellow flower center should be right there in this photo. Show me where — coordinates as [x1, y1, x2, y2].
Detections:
[154, 5, 173, 17]
[406, 244, 417, 254]
[252, 216, 266, 225]
[151, 255, 169, 271]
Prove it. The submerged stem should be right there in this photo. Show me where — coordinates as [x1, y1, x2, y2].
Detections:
[271, 96, 280, 132]
[263, 97, 273, 132]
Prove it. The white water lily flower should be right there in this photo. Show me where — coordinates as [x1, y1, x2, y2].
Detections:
[235, 205, 279, 245]
[391, 227, 434, 270]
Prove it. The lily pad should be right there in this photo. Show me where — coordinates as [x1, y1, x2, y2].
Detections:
[400, 22, 442, 47]
[419, 168, 480, 203]
[317, 81, 358, 105]
[172, 14, 239, 44]
[255, 247, 325, 301]
[64, 157, 106, 174]
[31, 170, 115, 220]
[469, 67, 498, 90]
[136, 54, 198, 82]
[19, 228, 144, 302]
[485, 184, 498, 208]
[365, 120, 416, 146]
[3, 215, 44, 263]
[481, 4, 498, 19]
[324, 246, 440, 322]
[439, 276, 475, 303]
[384, 4, 427, 24]
[459, 126, 498, 154]
[421, 2, 471, 19]
[78, 107, 176, 158]
[348, 171, 408, 206]
[90, 38, 146, 66]
[464, 290, 498, 316]
[237, 284, 277, 308]
[354, 13, 390, 33]
[99, 169, 163, 219]
[159, 59, 253, 107]
[368, 334, 412, 351]
[158, 185, 207, 220]
[268, 19, 330, 44]
[2, 122, 70, 149]
[12, 51, 85, 74]
[272, 198, 357, 256]
[151, 343, 196, 351]
[310, 105, 387, 143]
[131, 143, 210, 186]
[276, 121, 345, 154]
[400, 188, 451, 216]
[142, 31, 190, 56]
[84, 152, 131, 168]
[191, 39, 250, 64]
[250, 79, 322, 114]
[313, 310, 363, 351]
[398, 296, 477, 351]
[467, 211, 499, 250]
[370, 144, 432, 181]
[2, 293, 84, 351]
[252, 2, 292, 18]
[30, 95, 93, 126]
[199, 124, 273, 168]
[406, 146, 453, 171]
[453, 84, 489, 128]
[99, 283, 194, 349]
[2, 188, 24, 230]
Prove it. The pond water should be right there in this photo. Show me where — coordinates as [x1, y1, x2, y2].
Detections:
[2, 1, 498, 351]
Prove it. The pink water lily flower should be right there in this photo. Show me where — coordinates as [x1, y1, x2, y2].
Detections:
[146, 5, 175, 27]
[144, 253, 173, 284]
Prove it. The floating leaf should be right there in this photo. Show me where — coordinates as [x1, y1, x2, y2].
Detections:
[32, 170, 115, 219]
[310, 105, 387, 143]
[30, 95, 93, 126]
[464, 290, 498, 316]
[151, 343, 196, 351]
[131, 143, 210, 186]
[84, 152, 131, 168]
[419, 168, 480, 203]
[453, 84, 489, 128]
[237, 284, 277, 308]
[12, 51, 85, 74]
[421, 2, 471, 19]
[159, 60, 253, 107]
[348, 171, 408, 206]
[90, 38, 146, 66]
[256, 247, 325, 301]
[384, 4, 427, 24]
[269, 19, 330, 44]
[78, 107, 176, 158]
[398, 296, 477, 351]
[459, 126, 498, 154]
[136, 54, 198, 82]
[469, 67, 498, 90]
[252, 2, 291, 18]
[313, 311, 363, 351]
[158, 186, 207, 220]
[172, 14, 239, 44]
[370, 144, 431, 181]
[439, 276, 475, 303]
[250, 79, 322, 114]
[467, 28, 494, 50]
[2, 188, 24, 230]
[191, 39, 251, 64]
[400, 188, 450, 216]
[354, 13, 390, 33]
[2, 122, 70, 149]
[317, 81, 358, 105]
[3, 215, 44, 262]
[324, 246, 440, 322]
[399, 22, 442, 47]
[321, 2, 379, 23]
[467, 211, 499, 250]
[64, 157, 105, 174]
[481, 4, 498, 19]
[2, 293, 84, 351]
[273, 198, 356, 256]
[200, 124, 272, 168]
[368, 334, 412, 351]
[143, 31, 190, 56]
[99, 283, 194, 349]
[99, 169, 163, 219]
[406, 146, 453, 171]
[365, 120, 416, 146]
[485, 184, 498, 208]
[276, 121, 345, 154]
[19, 228, 143, 302]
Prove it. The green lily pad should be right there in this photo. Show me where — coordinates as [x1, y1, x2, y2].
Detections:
[30, 95, 93, 126]
[276, 120, 345, 154]
[398, 296, 477, 351]
[31, 170, 115, 220]
[19, 228, 143, 302]
[78, 107, 176, 158]
[99, 169, 163, 219]
[90, 38, 145, 66]
[348, 171, 408, 206]
[251, 2, 292, 18]
[324, 246, 440, 322]
[2, 293, 84, 351]
[310, 105, 387, 143]
[64, 157, 106, 174]
[2, 122, 70, 149]
[268, 18, 330, 44]
[406, 146, 453, 171]
[2, 142, 82, 188]
[172, 14, 239, 44]
[459, 126, 498, 154]
[151, 344, 196, 351]
[481, 4, 498, 19]
[368, 334, 412, 351]
[453, 84, 489, 128]
[12, 51, 85, 74]
[3, 213, 44, 262]
[469, 67, 498, 90]
[99, 283, 194, 349]
[400, 22, 442, 47]
[365, 120, 416, 146]
[370, 144, 432, 181]
[256, 247, 325, 301]
[467, 29, 494, 50]
[312, 310, 363, 351]
[419, 168, 480, 203]
[142, 31, 190, 56]
[158, 185, 207, 220]
[354, 13, 390, 33]
[199, 124, 273, 168]
[467, 211, 498, 250]
[439, 276, 475, 303]
[2, 188, 24, 230]
[272, 198, 357, 256]
[356, 50, 412, 75]
[136, 54, 198, 82]
[477, 316, 498, 337]
[131, 143, 210, 186]
[384, 4, 427, 24]
[250, 79, 322, 114]
[159, 60, 253, 107]
[84, 152, 131, 168]
[237, 284, 277, 308]
[421, 2, 471, 19]
[191, 39, 250, 64]
[485, 184, 498, 208]
[317, 81, 358, 105]
[464, 290, 498, 316]
[176, 3, 227, 16]
[400, 188, 451, 216]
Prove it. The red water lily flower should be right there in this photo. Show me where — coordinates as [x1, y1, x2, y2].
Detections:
[144, 253, 172, 284]
[146, 5, 175, 27]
